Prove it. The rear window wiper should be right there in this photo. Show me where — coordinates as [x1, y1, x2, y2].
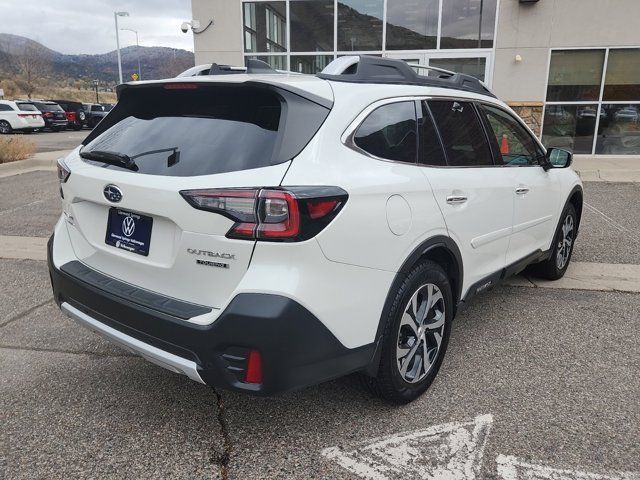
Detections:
[80, 150, 139, 172]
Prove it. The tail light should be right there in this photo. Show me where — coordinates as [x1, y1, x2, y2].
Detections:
[180, 186, 347, 242]
[57, 158, 71, 183]
[42, 112, 53, 118]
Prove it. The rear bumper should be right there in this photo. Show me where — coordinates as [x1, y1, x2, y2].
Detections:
[48, 236, 374, 395]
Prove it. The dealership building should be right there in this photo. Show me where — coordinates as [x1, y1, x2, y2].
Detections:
[190, 0, 640, 156]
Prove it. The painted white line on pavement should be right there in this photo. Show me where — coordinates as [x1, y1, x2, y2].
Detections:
[321, 414, 493, 480]
[584, 202, 633, 234]
[0, 235, 48, 261]
[507, 262, 640, 293]
[497, 455, 640, 480]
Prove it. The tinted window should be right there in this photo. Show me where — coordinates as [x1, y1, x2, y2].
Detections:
[428, 101, 492, 166]
[354, 101, 417, 163]
[0, 104, 14, 111]
[420, 102, 446, 166]
[546, 50, 604, 102]
[33, 102, 63, 112]
[337, 0, 384, 51]
[481, 104, 542, 166]
[91, 105, 104, 112]
[17, 103, 37, 112]
[290, 0, 334, 51]
[386, 0, 438, 50]
[83, 85, 329, 177]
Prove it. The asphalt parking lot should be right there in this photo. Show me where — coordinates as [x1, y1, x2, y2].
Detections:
[8, 130, 89, 153]
[1, 171, 639, 479]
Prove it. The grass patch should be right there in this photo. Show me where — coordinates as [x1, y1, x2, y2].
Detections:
[0, 136, 36, 163]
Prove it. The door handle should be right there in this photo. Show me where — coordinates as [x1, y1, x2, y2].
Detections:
[446, 195, 468, 205]
[515, 187, 530, 195]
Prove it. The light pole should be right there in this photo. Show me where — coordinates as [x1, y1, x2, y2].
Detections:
[114, 11, 130, 84]
[121, 28, 141, 80]
[93, 80, 99, 103]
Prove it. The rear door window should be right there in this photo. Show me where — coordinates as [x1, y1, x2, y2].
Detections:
[353, 101, 418, 163]
[428, 100, 493, 167]
[82, 84, 330, 177]
[419, 102, 447, 166]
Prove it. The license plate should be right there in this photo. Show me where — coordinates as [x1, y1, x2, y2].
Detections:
[105, 208, 153, 256]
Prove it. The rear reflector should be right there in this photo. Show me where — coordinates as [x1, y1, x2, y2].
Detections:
[180, 186, 347, 242]
[244, 350, 263, 384]
[164, 83, 199, 90]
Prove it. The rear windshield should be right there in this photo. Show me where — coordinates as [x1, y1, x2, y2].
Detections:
[33, 102, 63, 112]
[82, 84, 330, 177]
[17, 103, 38, 112]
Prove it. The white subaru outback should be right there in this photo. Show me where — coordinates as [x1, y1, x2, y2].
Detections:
[49, 56, 583, 403]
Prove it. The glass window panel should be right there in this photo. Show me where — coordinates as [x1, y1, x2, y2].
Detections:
[440, 0, 497, 49]
[428, 57, 486, 81]
[354, 101, 418, 163]
[596, 104, 640, 154]
[243, 2, 287, 53]
[385, 0, 438, 50]
[290, 0, 334, 52]
[337, 0, 383, 51]
[481, 104, 543, 166]
[420, 102, 447, 166]
[546, 50, 604, 102]
[541, 105, 597, 154]
[603, 49, 640, 101]
[290, 55, 334, 73]
[428, 100, 493, 166]
[245, 55, 288, 71]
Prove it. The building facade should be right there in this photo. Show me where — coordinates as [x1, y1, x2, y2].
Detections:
[191, 0, 640, 155]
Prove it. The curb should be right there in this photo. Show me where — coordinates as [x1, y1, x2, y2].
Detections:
[0, 150, 69, 178]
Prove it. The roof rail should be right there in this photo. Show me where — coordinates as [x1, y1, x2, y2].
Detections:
[207, 59, 280, 76]
[317, 55, 495, 98]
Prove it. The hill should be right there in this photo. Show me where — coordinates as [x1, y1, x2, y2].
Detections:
[0, 33, 194, 83]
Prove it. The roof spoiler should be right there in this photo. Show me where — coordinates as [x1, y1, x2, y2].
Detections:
[317, 55, 495, 98]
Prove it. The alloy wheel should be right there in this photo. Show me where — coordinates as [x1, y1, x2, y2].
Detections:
[396, 283, 446, 384]
[0, 121, 10, 134]
[556, 214, 574, 270]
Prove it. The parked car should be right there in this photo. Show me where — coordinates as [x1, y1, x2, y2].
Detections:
[614, 108, 639, 123]
[82, 103, 108, 128]
[101, 103, 115, 112]
[0, 100, 45, 134]
[30, 101, 69, 131]
[49, 56, 583, 403]
[49, 100, 86, 130]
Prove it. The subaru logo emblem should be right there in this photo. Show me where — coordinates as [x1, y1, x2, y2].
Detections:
[103, 185, 122, 203]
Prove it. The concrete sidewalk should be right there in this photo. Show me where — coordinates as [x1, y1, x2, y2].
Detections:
[573, 155, 640, 182]
[0, 150, 66, 178]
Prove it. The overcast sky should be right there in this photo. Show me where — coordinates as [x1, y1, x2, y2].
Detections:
[0, 0, 194, 54]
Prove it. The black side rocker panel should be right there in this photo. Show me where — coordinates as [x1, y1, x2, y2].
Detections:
[48, 237, 375, 395]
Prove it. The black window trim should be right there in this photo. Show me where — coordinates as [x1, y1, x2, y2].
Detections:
[344, 95, 547, 169]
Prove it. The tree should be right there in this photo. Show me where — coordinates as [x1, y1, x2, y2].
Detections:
[14, 43, 50, 99]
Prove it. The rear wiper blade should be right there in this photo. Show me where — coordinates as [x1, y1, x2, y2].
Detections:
[80, 150, 139, 172]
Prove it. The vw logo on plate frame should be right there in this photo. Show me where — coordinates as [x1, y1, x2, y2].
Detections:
[122, 216, 136, 237]
[103, 184, 123, 203]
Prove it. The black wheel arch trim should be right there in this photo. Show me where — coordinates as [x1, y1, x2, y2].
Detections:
[564, 184, 584, 237]
[364, 235, 463, 376]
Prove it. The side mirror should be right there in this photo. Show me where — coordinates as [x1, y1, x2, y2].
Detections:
[542, 147, 573, 170]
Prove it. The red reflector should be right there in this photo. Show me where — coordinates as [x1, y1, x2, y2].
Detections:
[164, 83, 199, 90]
[307, 199, 339, 220]
[244, 350, 263, 384]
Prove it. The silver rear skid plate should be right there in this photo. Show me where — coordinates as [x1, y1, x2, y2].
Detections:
[61, 302, 205, 384]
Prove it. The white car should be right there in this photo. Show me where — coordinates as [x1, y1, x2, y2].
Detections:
[0, 100, 45, 134]
[48, 56, 583, 403]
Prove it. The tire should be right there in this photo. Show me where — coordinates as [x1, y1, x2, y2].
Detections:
[528, 203, 577, 280]
[73, 124, 82, 131]
[51, 126, 61, 132]
[364, 260, 453, 404]
[0, 120, 12, 134]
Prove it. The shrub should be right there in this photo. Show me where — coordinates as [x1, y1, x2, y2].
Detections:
[0, 136, 36, 163]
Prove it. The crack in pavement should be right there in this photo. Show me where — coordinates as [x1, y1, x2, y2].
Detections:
[0, 344, 135, 358]
[0, 298, 53, 328]
[210, 387, 233, 480]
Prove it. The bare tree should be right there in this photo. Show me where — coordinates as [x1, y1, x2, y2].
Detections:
[14, 43, 50, 99]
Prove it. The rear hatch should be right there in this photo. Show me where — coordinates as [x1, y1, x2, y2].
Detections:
[60, 79, 332, 310]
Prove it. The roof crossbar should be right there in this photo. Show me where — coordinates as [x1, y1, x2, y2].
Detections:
[317, 55, 495, 98]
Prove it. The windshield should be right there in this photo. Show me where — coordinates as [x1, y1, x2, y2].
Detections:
[82, 84, 330, 177]
[17, 103, 38, 112]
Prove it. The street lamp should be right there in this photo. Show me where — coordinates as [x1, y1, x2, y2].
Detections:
[114, 11, 130, 84]
[121, 28, 141, 80]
